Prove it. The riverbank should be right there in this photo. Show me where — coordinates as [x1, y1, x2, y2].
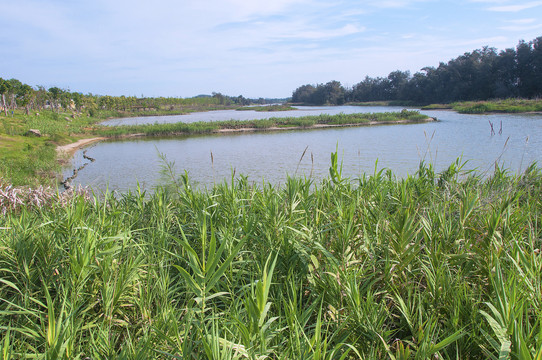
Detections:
[56, 137, 107, 158]
[422, 98, 542, 114]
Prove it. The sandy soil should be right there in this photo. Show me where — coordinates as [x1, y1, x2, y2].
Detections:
[56, 137, 106, 158]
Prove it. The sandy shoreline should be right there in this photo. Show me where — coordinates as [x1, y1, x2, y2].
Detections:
[56, 137, 107, 158]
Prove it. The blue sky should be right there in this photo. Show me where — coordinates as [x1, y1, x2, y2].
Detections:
[1, 0, 541, 98]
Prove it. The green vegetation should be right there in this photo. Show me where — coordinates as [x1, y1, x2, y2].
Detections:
[421, 98, 542, 114]
[347, 100, 416, 107]
[95, 110, 430, 138]
[450, 98, 542, 114]
[419, 103, 454, 110]
[0, 110, 101, 187]
[292, 35, 542, 105]
[1, 156, 542, 358]
[236, 104, 296, 112]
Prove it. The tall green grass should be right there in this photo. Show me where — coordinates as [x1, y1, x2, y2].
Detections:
[236, 105, 297, 112]
[1, 156, 541, 359]
[462, 98, 542, 113]
[421, 98, 542, 114]
[96, 110, 430, 137]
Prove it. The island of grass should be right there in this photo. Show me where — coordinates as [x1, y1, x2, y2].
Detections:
[236, 104, 297, 111]
[96, 110, 434, 138]
[422, 98, 542, 114]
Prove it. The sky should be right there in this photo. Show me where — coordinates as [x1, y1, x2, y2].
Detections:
[1, 0, 541, 98]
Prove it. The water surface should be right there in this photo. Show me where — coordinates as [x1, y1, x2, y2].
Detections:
[66, 107, 542, 191]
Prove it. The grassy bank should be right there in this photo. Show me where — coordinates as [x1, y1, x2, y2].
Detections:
[422, 98, 542, 114]
[1, 158, 541, 358]
[0, 110, 103, 186]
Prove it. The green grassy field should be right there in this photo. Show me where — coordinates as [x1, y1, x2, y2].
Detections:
[1, 155, 541, 359]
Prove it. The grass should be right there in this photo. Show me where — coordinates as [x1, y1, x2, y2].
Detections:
[95, 110, 431, 137]
[420, 103, 453, 110]
[0, 111, 101, 186]
[422, 98, 542, 114]
[236, 105, 297, 111]
[1, 154, 541, 359]
[348, 101, 417, 107]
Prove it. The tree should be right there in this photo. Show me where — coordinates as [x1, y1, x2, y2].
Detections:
[322, 80, 345, 105]
[514, 38, 542, 98]
[387, 70, 410, 100]
[5, 79, 23, 111]
[71, 92, 84, 112]
[34, 86, 49, 110]
[0, 78, 10, 115]
[98, 95, 115, 110]
[16, 84, 34, 115]
[530, 36, 542, 97]
[48, 87, 63, 112]
[291, 84, 316, 104]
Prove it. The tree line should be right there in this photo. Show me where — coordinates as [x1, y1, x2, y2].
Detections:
[0, 79, 281, 116]
[292, 35, 542, 105]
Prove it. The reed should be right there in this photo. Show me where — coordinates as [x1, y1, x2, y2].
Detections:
[236, 105, 297, 112]
[1, 156, 541, 359]
[95, 111, 430, 137]
[421, 98, 542, 114]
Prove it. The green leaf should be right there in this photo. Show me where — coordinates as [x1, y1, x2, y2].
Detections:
[173, 264, 202, 295]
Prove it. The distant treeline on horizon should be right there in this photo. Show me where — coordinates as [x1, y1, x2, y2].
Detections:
[0, 76, 287, 115]
[292, 35, 542, 105]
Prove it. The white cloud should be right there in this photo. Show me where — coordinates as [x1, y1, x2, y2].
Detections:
[505, 18, 536, 24]
[276, 23, 366, 40]
[499, 23, 542, 31]
[2, 0, 539, 97]
[367, 0, 429, 8]
[222, 0, 310, 17]
[469, 0, 508, 3]
[488, 0, 542, 11]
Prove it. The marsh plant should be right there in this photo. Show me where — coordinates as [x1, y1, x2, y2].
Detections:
[96, 111, 430, 138]
[0, 181, 90, 215]
[1, 154, 541, 359]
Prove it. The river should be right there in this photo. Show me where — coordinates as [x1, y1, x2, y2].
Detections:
[64, 106, 542, 191]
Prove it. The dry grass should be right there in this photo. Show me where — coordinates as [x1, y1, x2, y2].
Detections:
[0, 180, 90, 215]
